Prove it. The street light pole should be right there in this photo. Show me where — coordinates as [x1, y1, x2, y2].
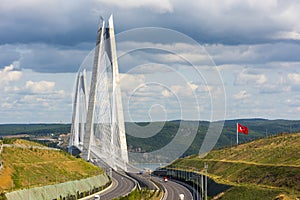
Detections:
[44, 176, 46, 200]
[56, 176, 58, 200]
[197, 175, 199, 200]
[27, 179, 30, 200]
[201, 174, 204, 200]
[204, 163, 208, 200]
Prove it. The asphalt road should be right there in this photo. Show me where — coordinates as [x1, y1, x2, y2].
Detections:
[83, 171, 136, 200]
[152, 176, 194, 200]
[82, 171, 195, 200]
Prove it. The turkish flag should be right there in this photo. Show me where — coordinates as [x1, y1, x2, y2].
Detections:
[237, 123, 248, 134]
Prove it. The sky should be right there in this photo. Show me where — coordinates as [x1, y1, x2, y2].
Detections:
[0, 0, 300, 123]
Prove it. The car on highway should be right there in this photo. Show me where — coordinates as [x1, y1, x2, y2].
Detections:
[163, 176, 168, 182]
[94, 194, 100, 200]
[179, 193, 185, 200]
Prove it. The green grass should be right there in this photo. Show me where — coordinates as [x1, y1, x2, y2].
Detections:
[217, 186, 282, 200]
[0, 139, 103, 192]
[205, 133, 300, 166]
[113, 188, 157, 200]
[168, 133, 300, 198]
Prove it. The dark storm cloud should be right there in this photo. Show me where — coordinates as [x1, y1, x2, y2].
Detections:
[207, 43, 300, 66]
[19, 44, 90, 73]
[0, 43, 93, 73]
[1, 0, 300, 46]
[0, 0, 99, 45]
[0, 45, 20, 67]
[1, 0, 300, 73]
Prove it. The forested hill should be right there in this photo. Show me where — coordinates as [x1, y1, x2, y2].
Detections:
[0, 124, 71, 136]
[1, 119, 300, 156]
[125, 118, 300, 156]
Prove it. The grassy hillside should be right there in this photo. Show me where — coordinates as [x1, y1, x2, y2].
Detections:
[0, 139, 103, 192]
[168, 133, 300, 199]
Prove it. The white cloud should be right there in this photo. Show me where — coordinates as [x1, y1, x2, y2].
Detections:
[187, 82, 198, 91]
[1, 0, 300, 47]
[285, 97, 300, 108]
[272, 31, 300, 40]
[196, 85, 213, 93]
[20, 95, 52, 107]
[95, 0, 173, 13]
[274, 1, 300, 31]
[0, 64, 22, 86]
[259, 84, 291, 94]
[0, 68, 73, 123]
[170, 85, 193, 97]
[117, 40, 215, 71]
[235, 69, 267, 85]
[123, 63, 174, 75]
[1, 101, 16, 109]
[120, 73, 145, 93]
[4, 86, 20, 92]
[233, 90, 251, 100]
[207, 44, 258, 64]
[161, 89, 172, 97]
[2, 1, 300, 122]
[25, 80, 55, 93]
[287, 73, 300, 91]
[288, 73, 300, 85]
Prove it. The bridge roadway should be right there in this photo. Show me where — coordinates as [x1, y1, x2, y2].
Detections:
[151, 176, 194, 200]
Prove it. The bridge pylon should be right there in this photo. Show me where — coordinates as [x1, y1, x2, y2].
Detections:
[69, 15, 129, 171]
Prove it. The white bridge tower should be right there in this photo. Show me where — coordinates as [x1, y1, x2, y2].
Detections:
[69, 15, 128, 171]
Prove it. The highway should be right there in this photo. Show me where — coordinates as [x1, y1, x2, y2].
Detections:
[82, 171, 136, 200]
[81, 171, 195, 200]
[100, 171, 136, 200]
[152, 176, 194, 200]
[83, 153, 194, 200]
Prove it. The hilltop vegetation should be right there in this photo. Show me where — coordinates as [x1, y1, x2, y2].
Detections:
[0, 124, 70, 137]
[205, 132, 300, 166]
[169, 133, 300, 199]
[0, 139, 103, 192]
[126, 119, 300, 156]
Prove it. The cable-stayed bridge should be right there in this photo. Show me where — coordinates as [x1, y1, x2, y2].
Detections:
[69, 15, 130, 172]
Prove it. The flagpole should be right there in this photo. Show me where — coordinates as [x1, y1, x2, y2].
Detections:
[236, 123, 238, 145]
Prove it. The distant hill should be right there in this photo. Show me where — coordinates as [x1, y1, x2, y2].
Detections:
[168, 132, 300, 199]
[0, 124, 71, 137]
[126, 119, 300, 156]
[1, 119, 300, 157]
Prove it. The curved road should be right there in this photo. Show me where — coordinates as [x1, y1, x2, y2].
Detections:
[101, 171, 135, 200]
[152, 176, 193, 200]
[83, 171, 135, 200]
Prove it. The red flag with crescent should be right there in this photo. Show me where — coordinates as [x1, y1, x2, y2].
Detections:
[237, 123, 248, 134]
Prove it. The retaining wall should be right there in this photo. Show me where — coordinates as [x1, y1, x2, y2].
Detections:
[5, 173, 110, 200]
